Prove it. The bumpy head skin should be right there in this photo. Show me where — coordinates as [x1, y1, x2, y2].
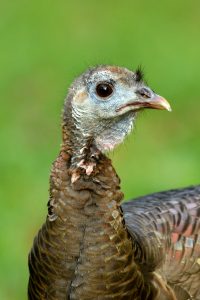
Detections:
[63, 65, 170, 176]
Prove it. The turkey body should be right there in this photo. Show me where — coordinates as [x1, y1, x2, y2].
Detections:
[28, 151, 200, 299]
[28, 65, 200, 299]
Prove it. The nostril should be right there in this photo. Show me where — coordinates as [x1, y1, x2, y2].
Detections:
[137, 88, 151, 99]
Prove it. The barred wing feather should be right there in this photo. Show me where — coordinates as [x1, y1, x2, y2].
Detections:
[122, 186, 200, 299]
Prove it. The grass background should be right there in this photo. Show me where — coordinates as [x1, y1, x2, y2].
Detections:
[1, 1, 200, 299]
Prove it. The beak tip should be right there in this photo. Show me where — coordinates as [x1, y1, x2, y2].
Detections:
[165, 104, 172, 112]
[154, 95, 172, 112]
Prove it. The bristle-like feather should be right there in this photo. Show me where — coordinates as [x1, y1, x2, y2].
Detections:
[134, 65, 144, 82]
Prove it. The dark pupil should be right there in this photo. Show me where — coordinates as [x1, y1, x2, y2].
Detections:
[96, 83, 113, 98]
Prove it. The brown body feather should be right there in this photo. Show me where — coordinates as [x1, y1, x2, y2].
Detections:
[29, 148, 200, 299]
[29, 151, 144, 299]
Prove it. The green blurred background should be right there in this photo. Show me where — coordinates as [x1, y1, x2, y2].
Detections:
[1, 0, 200, 299]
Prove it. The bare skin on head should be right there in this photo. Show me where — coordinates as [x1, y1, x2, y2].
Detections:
[62, 65, 170, 182]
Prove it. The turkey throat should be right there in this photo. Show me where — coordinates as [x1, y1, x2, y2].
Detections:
[63, 95, 136, 180]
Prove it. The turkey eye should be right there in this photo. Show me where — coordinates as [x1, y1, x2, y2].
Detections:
[96, 82, 113, 98]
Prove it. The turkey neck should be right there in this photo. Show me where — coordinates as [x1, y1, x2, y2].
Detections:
[47, 126, 144, 299]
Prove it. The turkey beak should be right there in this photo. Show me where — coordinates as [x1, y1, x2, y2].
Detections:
[144, 94, 171, 111]
[116, 94, 171, 113]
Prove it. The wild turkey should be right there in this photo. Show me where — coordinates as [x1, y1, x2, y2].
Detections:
[28, 65, 200, 299]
